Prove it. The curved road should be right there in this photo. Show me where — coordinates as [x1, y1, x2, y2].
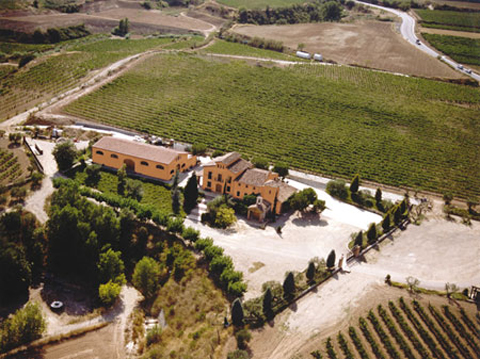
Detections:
[355, 0, 480, 82]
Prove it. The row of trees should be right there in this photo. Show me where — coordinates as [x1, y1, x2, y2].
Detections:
[238, 0, 343, 25]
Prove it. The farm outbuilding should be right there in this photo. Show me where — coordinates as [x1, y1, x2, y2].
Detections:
[296, 51, 311, 59]
[313, 53, 323, 62]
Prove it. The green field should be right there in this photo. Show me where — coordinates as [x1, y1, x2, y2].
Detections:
[200, 39, 299, 60]
[217, 0, 309, 9]
[312, 298, 480, 359]
[422, 33, 480, 66]
[416, 9, 480, 32]
[0, 42, 55, 55]
[71, 167, 175, 215]
[0, 36, 198, 121]
[63, 53, 480, 199]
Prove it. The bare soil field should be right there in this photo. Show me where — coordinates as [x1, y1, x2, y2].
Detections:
[420, 26, 480, 39]
[431, 0, 480, 10]
[233, 21, 465, 78]
[245, 216, 480, 358]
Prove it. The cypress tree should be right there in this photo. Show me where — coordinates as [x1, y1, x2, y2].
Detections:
[393, 205, 402, 225]
[231, 298, 244, 327]
[367, 223, 377, 244]
[306, 261, 316, 282]
[354, 231, 363, 248]
[382, 214, 391, 232]
[283, 272, 295, 298]
[400, 198, 407, 214]
[350, 174, 360, 193]
[326, 250, 336, 269]
[375, 188, 382, 203]
[183, 173, 198, 212]
[262, 287, 272, 317]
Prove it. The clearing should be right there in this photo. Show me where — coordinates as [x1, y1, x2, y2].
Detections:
[232, 21, 464, 78]
[245, 216, 480, 358]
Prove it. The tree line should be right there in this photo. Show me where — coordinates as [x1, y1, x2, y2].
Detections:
[238, 0, 343, 25]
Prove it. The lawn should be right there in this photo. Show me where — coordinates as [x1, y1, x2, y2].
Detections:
[416, 9, 480, 32]
[201, 39, 300, 61]
[63, 53, 480, 199]
[71, 167, 175, 215]
[422, 33, 480, 66]
[217, 0, 309, 9]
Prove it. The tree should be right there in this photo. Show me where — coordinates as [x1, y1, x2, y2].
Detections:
[10, 186, 27, 202]
[85, 164, 101, 186]
[273, 162, 289, 178]
[97, 248, 126, 285]
[354, 231, 363, 248]
[117, 164, 127, 195]
[183, 173, 198, 212]
[393, 205, 402, 225]
[8, 132, 22, 146]
[172, 188, 181, 214]
[126, 179, 143, 202]
[227, 350, 249, 359]
[231, 298, 244, 327]
[375, 188, 382, 204]
[326, 180, 348, 200]
[52, 141, 77, 172]
[0, 302, 46, 352]
[98, 280, 121, 307]
[215, 206, 237, 228]
[112, 18, 130, 37]
[326, 250, 336, 269]
[322, 1, 342, 21]
[443, 192, 453, 205]
[262, 287, 273, 317]
[406, 276, 420, 293]
[30, 172, 44, 188]
[350, 174, 360, 194]
[191, 143, 207, 155]
[467, 197, 478, 212]
[235, 328, 251, 350]
[283, 271, 295, 298]
[366, 223, 377, 244]
[209, 255, 233, 275]
[132, 257, 161, 299]
[445, 282, 459, 298]
[306, 261, 316, 282]
[19, 55, 35, 68]
[0, 243, 31, 302]
[252, 157, 269, 169]
[382, 214, 391, 232]
[297, 43, 305, 51]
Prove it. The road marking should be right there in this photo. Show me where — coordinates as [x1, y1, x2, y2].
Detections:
[58, 349, 94, 359]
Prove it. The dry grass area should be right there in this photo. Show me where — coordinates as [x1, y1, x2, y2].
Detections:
[141, 267, 231, 358]
[420, 26, 480, 39]
[233, 20, 465, 78]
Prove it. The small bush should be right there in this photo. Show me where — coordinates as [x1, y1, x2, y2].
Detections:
[99, 280, 121, 307]
[235, 328, 252, 350]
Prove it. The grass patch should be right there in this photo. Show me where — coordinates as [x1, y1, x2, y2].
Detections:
[70, 166, 176, 215]
[201, 39, 298, 61]
[416, 9, 480, 32]
[422, 33, 480, 66]
[64, 53, 480, 199]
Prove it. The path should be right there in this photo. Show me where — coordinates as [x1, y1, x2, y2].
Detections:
[355, 0, 480, 81]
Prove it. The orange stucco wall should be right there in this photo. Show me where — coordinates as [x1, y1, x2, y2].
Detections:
[202, 164, 284, 213]
[92, 146, 196, 181]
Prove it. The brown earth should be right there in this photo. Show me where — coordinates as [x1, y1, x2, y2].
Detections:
[430, 0, 480, 10]
[420, 26, 480, 39]
[233, 20, 465, 79]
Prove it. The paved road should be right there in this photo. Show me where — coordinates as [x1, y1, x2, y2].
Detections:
[355, 0, 480, 81]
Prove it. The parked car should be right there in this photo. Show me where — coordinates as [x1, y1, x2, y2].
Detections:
[457, 64, 464, 70]
[415, 39, 421, 45]
[465, 68, 472, 74]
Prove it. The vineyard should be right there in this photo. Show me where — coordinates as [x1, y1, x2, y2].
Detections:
[217, 0, 306, 9]
[63, 54, 480, 199]
[201, 39, 299, 60]
[313, 298, 480, 359]
[0, 36, 198, 121]
[415, 9, 480, 32]
[422, 33, 480, 67]
[0, 149, 22, 184]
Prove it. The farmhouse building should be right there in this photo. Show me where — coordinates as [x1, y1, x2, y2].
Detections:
[92, 137, 197, 181]
[202, 152, 297, 219]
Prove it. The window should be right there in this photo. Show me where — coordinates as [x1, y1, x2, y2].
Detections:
[140, 161, 149, 166]
[245, 185, 249, 189]
[110, 154, 118, 159]
[181, 163, 186, 168]
[208, 172, 212, 180]
[227, 186, 231, 192]
[170, 169, 174, 174]
[253, 187, 256, 190]
[156, 164, 164, 170]
[269, 190, 271, 194]
[218, 174, 223, 182]
[96, 150, 104, 155]
[207, 181, 212, 188]
[237, 191, 240, 196]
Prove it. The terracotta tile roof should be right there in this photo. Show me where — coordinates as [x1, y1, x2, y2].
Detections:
[264, 179, 297, 203]
[237, 168, 271, 187]
[93, 137, 187, 165]
[214, 152, 242, 165]
[228, 158, 253, 174]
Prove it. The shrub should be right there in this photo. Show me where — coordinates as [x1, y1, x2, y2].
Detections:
[326, 180, 348, 200]
[146, 325, 162, 346]
[99, 280, 121, 307]
[214, 206, 237, 228]
[252, 157, 269, 169]
[182, 226, 199, 242]
[227, 350, 249, 359]
[52, 141, 77, 172]
[209, 255, 233, 275]
[194, 237, 213, 251]
[166, 217, 184, 234]
[228, 281, 247, 297]
[19, 54, 35, 68]
[132, 257, 161, 299]
[273, 162, 289, 177]
[235, 328, 251, 350]
[326, 249, 336, 269]
[203, 244, 223, 261]
[191, 143, 207, 155]
[212, 149, 224, 157]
